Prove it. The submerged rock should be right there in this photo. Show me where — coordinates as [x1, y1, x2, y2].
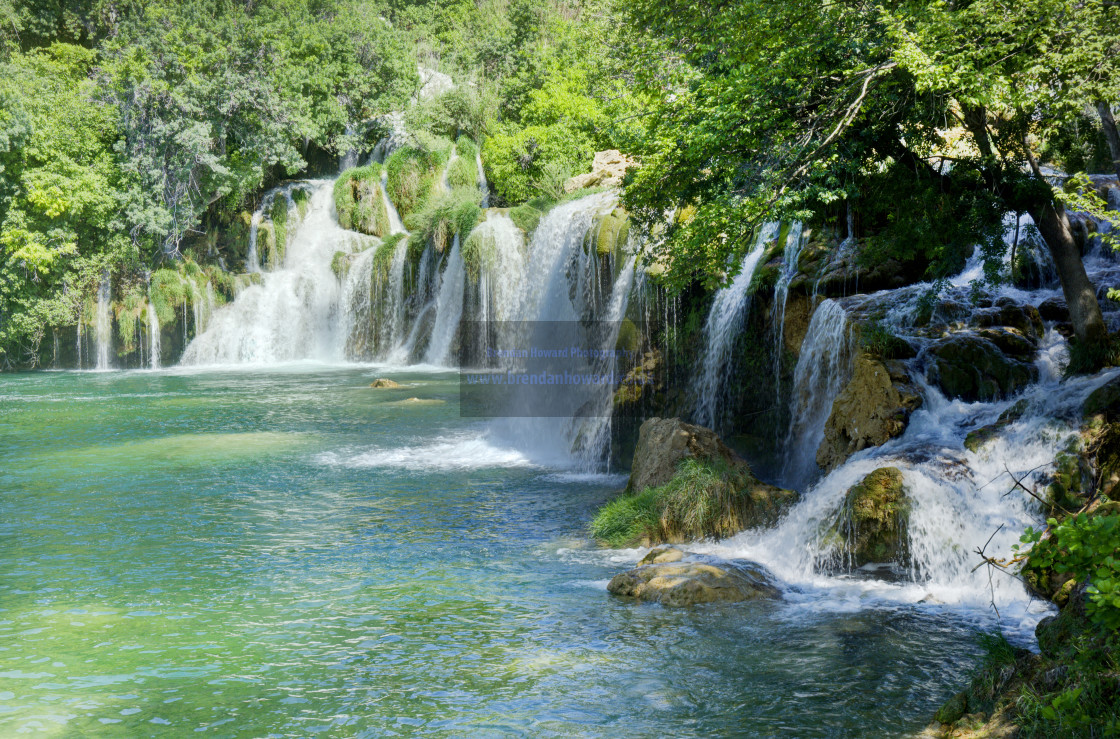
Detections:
[370, 378, 402, 388]
[827, 467, 910, 567]
[607, 547, 780, 606]
[963, 399, 1029, 452]
[817, 356, 922, 471]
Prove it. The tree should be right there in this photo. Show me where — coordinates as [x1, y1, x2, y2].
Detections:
[620, 0, 1120, 356]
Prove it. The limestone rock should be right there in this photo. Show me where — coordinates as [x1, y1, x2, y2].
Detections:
[370, 378, 402, 388]
[564, 150, 637, 193]
[816, 357, 922, 472]
[627, 417, 737, 492]
[607, 548, 780, 606]
[926, 333, 1038, 402]
[829, 467, 910, 567]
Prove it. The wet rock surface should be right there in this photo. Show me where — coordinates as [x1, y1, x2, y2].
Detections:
[817, 357, 922, 471]
[925, 333, 1038, 402]
[607, 547, 781, 606]
[824, 467, 911, 568]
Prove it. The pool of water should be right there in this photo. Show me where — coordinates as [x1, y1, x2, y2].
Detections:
[0, 366, 982, 736]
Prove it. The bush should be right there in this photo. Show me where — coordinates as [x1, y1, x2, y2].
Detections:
[447, 152, 479, 190]
[482, 121, 591, 204]
[385, 140, 450, 217]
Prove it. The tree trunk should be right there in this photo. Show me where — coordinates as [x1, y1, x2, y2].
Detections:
[1097, 101, 1120, 181]
[1029, 200, 1109, 346]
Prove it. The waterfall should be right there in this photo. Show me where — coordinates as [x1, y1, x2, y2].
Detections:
[340, 124, 359, 172]
[477, 151, 489, 208]
[424, 238, 466, 366]
[380, 172, 407, 235]
[780, 299, 854, 489]
[341, 247, 376, 359]
[147, 281, 161, 369]
[246, 211, 263, 273]
[486, 191, 630, 470]
[771, 222, 806, 397]
[95, 274, 112, 370]
[182, 181, 375, 365]
[691, 222, 779, 429]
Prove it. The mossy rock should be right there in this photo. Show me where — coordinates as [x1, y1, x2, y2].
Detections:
[370, 378, 402, 388]
[926, 334, 1038, 402]
[830, 467, 910, 566]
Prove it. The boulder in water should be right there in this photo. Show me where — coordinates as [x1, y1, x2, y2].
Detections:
[564, 150, 637, 193]
[964, 399, 1028, 452]
[370, 378, 402, 388]
[926, 333, 1038, 402]
[827, 467, 910, 567]
[594, 418, 797, 547]
[817, 357, 922, 472]
[607, 547, 780, 605]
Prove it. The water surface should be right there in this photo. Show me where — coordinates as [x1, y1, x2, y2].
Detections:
[1, 367, 981, 736]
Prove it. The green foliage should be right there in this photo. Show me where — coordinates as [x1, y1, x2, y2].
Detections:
[447, 151, 479, 190]
[1019, 513, 1120, 630]
[590, 486, 660, 548]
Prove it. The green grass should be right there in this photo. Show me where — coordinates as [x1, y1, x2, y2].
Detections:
[590, 458, 758, 548]
[334, 165, 388, 237]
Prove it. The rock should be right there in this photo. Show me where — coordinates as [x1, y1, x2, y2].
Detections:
[564, 150, 637, 193]
[934, 691, 969, 725]
[627, 417, 737, 492]
[973, 299, 1044, 341]
[926, 334, 1038, 402]
[607, 548, 781, 605]
[830, 467, 910, 566]
[417, 66, 454, 100]
[370, 378, 402, 388]
[1037, 297, 1069, 323]
[963, 399, 1029, 452]
[816, 357, 922, 472]
[607, 417, 798, 545]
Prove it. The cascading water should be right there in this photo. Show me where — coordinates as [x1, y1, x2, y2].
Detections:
[477, 151, 489, 208]
[691, 222, 779, 429]
[147, 281, 161, 370]
[780, 298, 854, 489]
[771, 222, 806, 398]
[182, 181, 373, 365]
[246, 211, 263, 273]
[95, 274, 112, 370]
[424, 237, 466, 366]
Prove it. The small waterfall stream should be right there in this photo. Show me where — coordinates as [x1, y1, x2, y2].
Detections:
[780, 298, 854, 489]
[95, 274, 112, 370]
[691, 222, 779, 429]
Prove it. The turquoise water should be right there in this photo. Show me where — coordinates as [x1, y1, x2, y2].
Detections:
[1, 367, 980, 737]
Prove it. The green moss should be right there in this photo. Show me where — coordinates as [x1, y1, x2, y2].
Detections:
[331, 251, 351, 281]
[291, 187, 310, 220]
[591, 458, 768, 548]
[509, 204, 543, 235]
[833, 467, 910, 565]
[408, 186, 482, 254]
[269, 197, 289, 268]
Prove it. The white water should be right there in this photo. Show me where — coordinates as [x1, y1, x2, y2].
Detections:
[380, 172, 407, 235]
[424, 238, 466, 366]
[246, 211, 263, 273]
[477, 151, 489, 208]
[147, 284, 161, 370]
[772, 222, 806, 400]
[781, 298, 854, 489]
[95, 275, 112, 370]
[182, 181, 375, 365]
[691, 222, 779, 428]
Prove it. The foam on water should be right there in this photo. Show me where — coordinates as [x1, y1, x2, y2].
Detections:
[318, 433, 537, 471]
